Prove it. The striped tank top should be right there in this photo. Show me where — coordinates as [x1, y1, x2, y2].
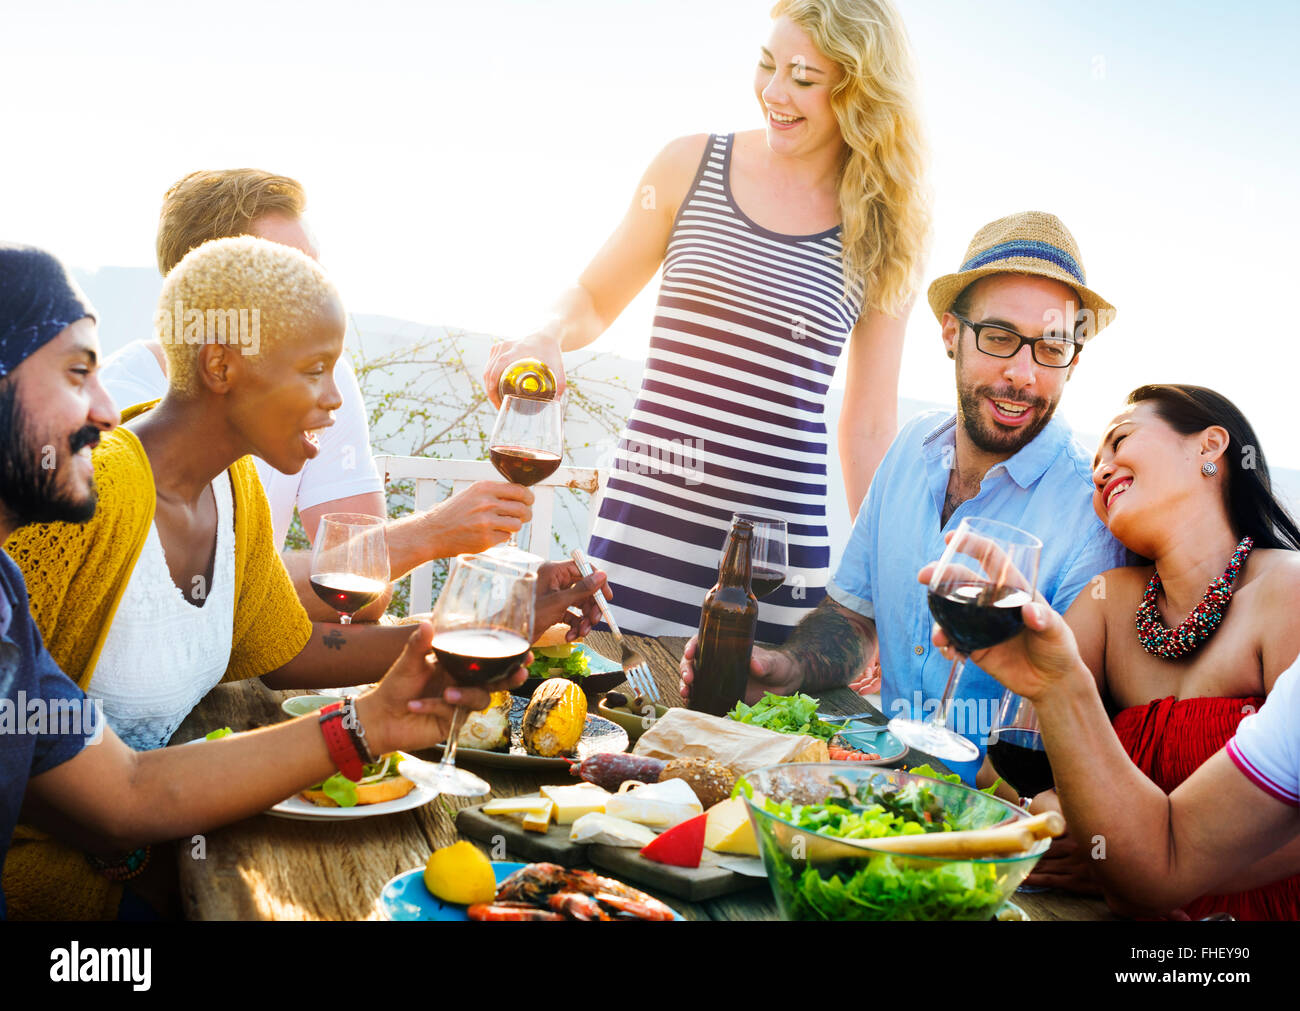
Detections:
[587, 133, 863, 642]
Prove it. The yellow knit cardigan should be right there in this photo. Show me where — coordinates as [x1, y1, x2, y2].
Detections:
[2, 403, 313, 919]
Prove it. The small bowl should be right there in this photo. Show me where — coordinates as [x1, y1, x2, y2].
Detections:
[743, 764, 1049, 921]
[281, 695, 335, 717]
[595, 695, 671, 742]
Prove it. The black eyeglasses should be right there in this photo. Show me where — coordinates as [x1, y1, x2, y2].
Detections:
[953, 315, 1081, 368]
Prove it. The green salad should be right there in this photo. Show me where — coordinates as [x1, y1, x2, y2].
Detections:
[745, 768, 1011, 921]
[525, 644, 590, 681]
[728, 692, 847, 741]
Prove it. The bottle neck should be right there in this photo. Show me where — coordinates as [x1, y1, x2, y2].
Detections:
[719, 526, 753, 592]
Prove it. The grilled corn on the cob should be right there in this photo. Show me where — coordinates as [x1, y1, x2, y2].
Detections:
[522, 678, 586, 757]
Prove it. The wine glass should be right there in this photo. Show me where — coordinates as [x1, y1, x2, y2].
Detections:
[728, 513, 788, 599]
[418, 554, 536, 797]
[310, 513, 390, 697]
[485, 394, 564, 568]
[988, 689, 1054, 800]
[888, 516, 1042, 763]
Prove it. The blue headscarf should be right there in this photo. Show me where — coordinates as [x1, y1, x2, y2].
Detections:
[0, 243, 97, 378]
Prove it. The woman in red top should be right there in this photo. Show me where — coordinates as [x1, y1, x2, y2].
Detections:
[1029, 384, 1300, 919]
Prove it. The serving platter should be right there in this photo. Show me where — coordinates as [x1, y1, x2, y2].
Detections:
[435, 696, 629, 770]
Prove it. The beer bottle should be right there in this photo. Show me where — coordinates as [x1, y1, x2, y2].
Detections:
[690, 519, 759, 717]
[498, 358, 557, 401]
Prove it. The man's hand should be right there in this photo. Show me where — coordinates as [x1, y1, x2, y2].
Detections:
[422, 481, 533, 558]
[359, 622, 528, 755]
[534, 560, 609, 640]
[678, 636, 802, 703]
[483, 335, 567, 409]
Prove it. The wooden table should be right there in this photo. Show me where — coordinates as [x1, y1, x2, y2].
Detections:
[173, 631, 1114, 921]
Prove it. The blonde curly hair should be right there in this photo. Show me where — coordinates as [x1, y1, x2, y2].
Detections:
[155, 235, 341, 397]
[771, 0, 931, 316]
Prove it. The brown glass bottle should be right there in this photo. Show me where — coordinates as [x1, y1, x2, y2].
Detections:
[690, 520, 758, 717]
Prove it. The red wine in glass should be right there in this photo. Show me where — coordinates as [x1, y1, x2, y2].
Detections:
[927, 582, 1033, 654]
[749, 566, 786, 599]
[430, 627, 531, 685]
[986, 729, 1055, 798]
[309, 572, 388, 616]
[489, 446, 562, 487]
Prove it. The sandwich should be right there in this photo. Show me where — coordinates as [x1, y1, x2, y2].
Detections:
[299, 752, 415, 807]
[525, 623, 590, 681]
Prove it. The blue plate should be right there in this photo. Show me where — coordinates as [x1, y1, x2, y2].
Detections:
[829, 721, 909, 764]
[378, 861, 685, 921]
[380, 861, 527, 921]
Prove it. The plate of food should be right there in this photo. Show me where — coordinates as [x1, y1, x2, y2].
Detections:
[379, 856, 683, 921]
[728, 692, 906, 764]
[511, 625, 626, 698]
[267, 752, 436, 821]
[443, 680, 629, 770]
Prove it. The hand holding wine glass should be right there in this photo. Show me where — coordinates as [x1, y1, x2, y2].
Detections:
[415, 554, 536, 797]
[889, 516, 1041, 762]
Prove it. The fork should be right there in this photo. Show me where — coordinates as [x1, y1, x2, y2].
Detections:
[569, 549, 661, 704]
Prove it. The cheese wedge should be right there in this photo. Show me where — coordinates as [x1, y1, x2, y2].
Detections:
[704, 797, 759, 856]
[521, 800, 555, 833]
[568, 813, 658, 848]
[605, 778, 703, 829]
[539, 782, 610, 824]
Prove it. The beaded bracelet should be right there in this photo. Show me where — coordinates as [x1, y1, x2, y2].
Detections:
[87, 845, 151, 882]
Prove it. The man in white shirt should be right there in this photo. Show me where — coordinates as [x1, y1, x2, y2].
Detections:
[100, 169, 532, 620]
[928, 588, 1300, 915]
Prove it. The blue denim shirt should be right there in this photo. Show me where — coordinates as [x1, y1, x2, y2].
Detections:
[827, 411, 1126, 782]
[0, 550, 93, 919]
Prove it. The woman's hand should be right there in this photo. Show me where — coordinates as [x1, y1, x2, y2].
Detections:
[358, 622, 528, 755]
[917, 560, 1086, 702]
[483, 334, 566, 409]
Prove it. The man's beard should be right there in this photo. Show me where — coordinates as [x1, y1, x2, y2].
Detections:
[0, 381, 100, 526]
[954, 347, 1061, 457]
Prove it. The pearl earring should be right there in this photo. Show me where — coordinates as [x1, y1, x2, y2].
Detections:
[1202, 461, 1218, 477]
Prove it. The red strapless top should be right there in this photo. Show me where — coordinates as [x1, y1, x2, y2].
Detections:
[1113, 694, 1300, 920]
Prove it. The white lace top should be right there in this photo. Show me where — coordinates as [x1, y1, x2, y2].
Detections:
[88, 474, 236, 750]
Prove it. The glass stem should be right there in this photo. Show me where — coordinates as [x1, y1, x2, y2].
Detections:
[339, 613, 353, 625]
[437, 705, 467, 770]
[928, 655, 967, 730]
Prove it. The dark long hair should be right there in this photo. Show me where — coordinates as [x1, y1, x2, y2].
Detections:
[1128, 384, 1300, 551]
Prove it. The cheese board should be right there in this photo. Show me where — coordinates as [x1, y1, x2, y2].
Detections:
[455, 789, 766, 901]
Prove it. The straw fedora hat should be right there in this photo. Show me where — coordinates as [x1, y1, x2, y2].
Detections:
[927, 211, 1115, 341]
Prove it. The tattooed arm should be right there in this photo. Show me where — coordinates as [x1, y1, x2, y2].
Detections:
[778, 598, 878, 695]
[679, 597, 877, 702]
[261, 622, 413, 690]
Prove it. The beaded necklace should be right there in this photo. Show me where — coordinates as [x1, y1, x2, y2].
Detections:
[1136, 536, 1253, 660]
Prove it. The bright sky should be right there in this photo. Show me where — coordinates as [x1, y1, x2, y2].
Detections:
[4, 0, 1298, 464]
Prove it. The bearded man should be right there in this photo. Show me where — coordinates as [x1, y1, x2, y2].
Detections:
[681, 211, 1127, 782]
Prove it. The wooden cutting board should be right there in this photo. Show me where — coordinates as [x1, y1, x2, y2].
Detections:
[455, 803, 587, 866]
[587, 845, 763, 902]
[455, 798, 766, 901]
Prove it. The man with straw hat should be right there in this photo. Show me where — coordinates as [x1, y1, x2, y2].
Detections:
[681, 211, 1126, 785]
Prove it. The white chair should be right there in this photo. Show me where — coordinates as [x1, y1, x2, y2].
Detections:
[374, 455, 606, 614]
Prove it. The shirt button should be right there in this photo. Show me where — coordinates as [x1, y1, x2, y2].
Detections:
[913, 645, 924, 655]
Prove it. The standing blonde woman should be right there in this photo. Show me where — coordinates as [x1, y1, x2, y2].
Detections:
[486, 0, 930, 641]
